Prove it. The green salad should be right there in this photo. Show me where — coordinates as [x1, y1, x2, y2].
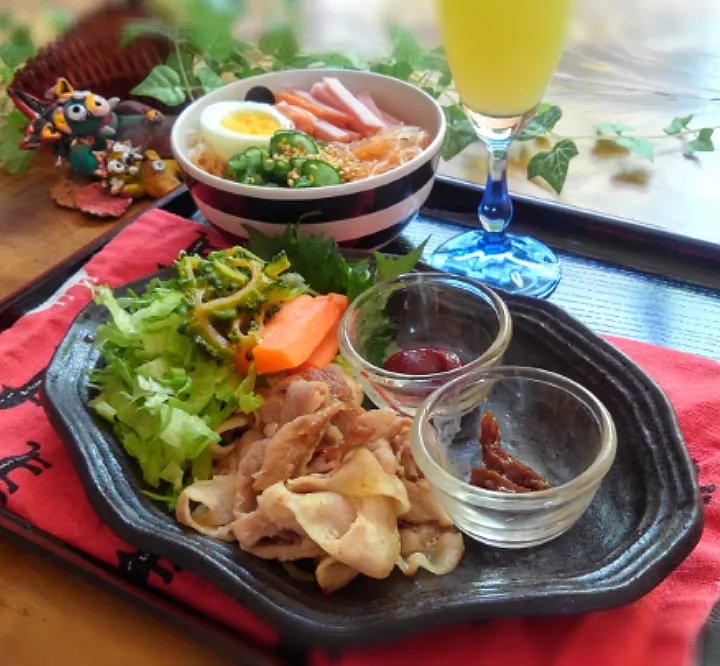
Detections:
[89, 226, 425, 508]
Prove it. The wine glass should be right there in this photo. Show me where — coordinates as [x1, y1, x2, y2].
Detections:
[429, 0, 574, 298]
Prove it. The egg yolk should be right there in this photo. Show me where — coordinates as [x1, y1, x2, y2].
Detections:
[220, 111, 280, 136]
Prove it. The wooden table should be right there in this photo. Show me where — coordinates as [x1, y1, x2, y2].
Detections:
[0, 0, 719, 663]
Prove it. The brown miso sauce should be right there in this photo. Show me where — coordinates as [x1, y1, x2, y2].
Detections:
[469, 412, 551, 493]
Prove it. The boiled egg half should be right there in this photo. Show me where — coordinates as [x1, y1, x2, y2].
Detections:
[199, 101, 293, 162]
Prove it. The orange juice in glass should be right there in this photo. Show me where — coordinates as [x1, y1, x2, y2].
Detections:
[429, 0, 573, 297]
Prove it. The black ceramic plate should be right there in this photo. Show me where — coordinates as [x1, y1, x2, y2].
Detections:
[42, 269, 703, 651]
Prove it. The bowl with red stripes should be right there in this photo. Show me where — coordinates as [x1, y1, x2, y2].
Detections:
[170, 68, 446, 247]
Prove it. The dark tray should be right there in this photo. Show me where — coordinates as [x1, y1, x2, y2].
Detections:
[41, 264, 702, 650]
[1, 180, 719, 662]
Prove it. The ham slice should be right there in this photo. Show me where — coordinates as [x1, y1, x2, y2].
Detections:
[275, 102, 359, 144]
[311, 79, 387, 136]
[313, 118, 359, 143]
[356, 92, 403, 127]
[380, 109, 403, 126]
[277, 90, 353, 128]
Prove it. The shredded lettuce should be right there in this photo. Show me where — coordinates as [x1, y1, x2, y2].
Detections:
[89, 281, 263, 509]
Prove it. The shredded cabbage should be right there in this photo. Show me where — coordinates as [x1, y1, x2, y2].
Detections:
[89, 281, 263, 509]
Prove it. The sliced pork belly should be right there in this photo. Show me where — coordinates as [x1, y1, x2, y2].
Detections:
[397, 524, 465, 577]
[176, 473, 237, 541]
[252, 402, 343, 492]
[316, 556, 359, 593]
[260, 483, 401, 579]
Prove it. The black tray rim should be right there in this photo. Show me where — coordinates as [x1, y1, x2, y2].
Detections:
[6, 172, 720, 333]
[40, 262, 703, 651]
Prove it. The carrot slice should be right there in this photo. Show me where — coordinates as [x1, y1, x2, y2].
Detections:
[275, 102, 358, 143]
[276, 90, 353, 128]
[274, 101, 317, 134]
[295, 294, 348, 371]
[253, 294, 345, 375]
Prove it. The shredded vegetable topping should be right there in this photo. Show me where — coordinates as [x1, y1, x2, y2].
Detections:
[190, 126, 430, 185]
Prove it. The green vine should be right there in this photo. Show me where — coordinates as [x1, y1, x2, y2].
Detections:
[0, 13, 38, 174]
[0, 3, 716, 193]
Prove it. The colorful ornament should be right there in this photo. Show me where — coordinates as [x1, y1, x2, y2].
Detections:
[7, 77, 173, 176]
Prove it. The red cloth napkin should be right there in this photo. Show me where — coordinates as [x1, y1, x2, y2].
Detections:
[0, 210, 718, 666]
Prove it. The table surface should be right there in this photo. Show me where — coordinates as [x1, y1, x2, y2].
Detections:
[0, 0, 718, 663]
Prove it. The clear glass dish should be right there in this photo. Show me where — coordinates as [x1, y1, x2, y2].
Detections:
[338, 272, 512, 416]
[411, 366, 617, 548]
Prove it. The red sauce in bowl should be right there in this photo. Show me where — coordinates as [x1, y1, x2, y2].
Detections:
[383, 347, 464, 375]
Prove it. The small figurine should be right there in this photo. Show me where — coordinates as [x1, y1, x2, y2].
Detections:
[7, 77, 174, 176]
[139, 149, 183, 199]
[94, 139, 183, 200]
[96, 140, 146, 198]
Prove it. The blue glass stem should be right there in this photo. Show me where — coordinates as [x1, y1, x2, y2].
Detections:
[479, 142, 513, 245]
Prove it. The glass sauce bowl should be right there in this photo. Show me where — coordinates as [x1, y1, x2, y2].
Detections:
[338, 272, 512, 416]
[411, 366, 617, 548]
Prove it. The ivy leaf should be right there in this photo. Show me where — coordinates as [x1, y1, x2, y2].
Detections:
[388, 25, 425, 69]
[44, 8, 74, 34]
[119, 19, 176, 48]
[165, 51, 199, 85]
[441, 104, 479, 160]
[595, 123, 634, 135]
[614, 137, 656, 161]
[527, 139, 579, 194]
[595, 123, 655, 161]
[258, 27, 300, 67]
[182, 0, 236, 61]
[685, 128, 715, 156]
[131, 65, 187, 107]
[5, 108, 28, 129]
[418, 49, 450, 75]
[291, 52, 363, 70]
[0, 110, 35, 174]
[516, 105, 562, 141]
[0, 25, 36, 69]
[370, 60, 414, 81]
[196, 67, 225, 93]
[235, 65, 268, 80]
[664, 114, 693, 135]
[421, 86, 442, 99]
[207, 49, 252, 75]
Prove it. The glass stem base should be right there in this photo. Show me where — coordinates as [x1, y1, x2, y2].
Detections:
[428, 229, 561, 299]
